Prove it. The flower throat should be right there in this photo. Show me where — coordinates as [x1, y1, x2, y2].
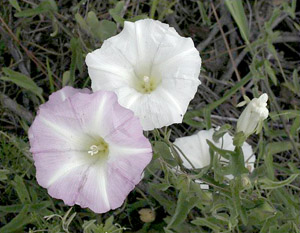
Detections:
[88, 137, 109, 158]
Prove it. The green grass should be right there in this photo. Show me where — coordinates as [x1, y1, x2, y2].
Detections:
[1, 0, 300, 232]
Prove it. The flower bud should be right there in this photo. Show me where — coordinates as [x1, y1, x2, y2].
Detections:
[237, 93, 269, 137]
[241, 175, 252, 189]
[138, 208, 156, 223]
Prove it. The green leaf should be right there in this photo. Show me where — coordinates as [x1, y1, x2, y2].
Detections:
[264, 8, 280, 31]
[230, 179, 248, 225]
[0, 201, 51, 213]
[64, 212, 77, 232]
[62, 70, 71, 86]
[283, 81, 297, 95]
[75, 12, 90, 33]
[264, 152, 275, 180]
[127, 14, 148, 22]
[0, 205, 31, 233]
[213, 124, 232, 142]
[150, 0, 159, 19]
[260, 212, 282, 233]
[157, 1, 176, 21]
[203, 107, 211, 129]
[190, 181, 213, 205]
[148, 184, 175, 215]
[109, 1, 125, 25]
[197, 1, 211, 26]
[62, 207, 76, 232]
[266, 141, 295, 156]
[229, 147, 249, 176]
[85, 12, 117, 42]
[86, 11, 101, 36]
[225, 0, 250, 44]
[103, 216, 115, 231]
[273, 188, 298, 213]
[206, 139, 234, 160]
[259, 174, 299, 189]
[0, 169, 10, 181]
[269, 110, 300, 121]
[264, 60, 277, 85]
[292, 69, 300, 94]
[12, 175, 31, 204]
[206, 73, 252, 111]
[50, 17, 59, 37]
[15, 0, 57, 17]
[247, 200, 276, 225]
[276, 222, 293, 233]
[150, 183, 170, 192]
[69, 38, 83, 85]
[233, 131, 246, 147]
[282, 0, 296, 19]
[9, 0, 21, 12]
[183, 110, 206, 127]
[290, 117, 300, 137]
[166, 189, 199, 230]
[192, 217, 221, 232]
[98, 20, 117, 41]
[1, 68, 43, 98]
[153, 141, 177, 166]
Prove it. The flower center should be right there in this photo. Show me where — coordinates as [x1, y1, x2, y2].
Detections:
[135, 75, 160, 94]
[87, 137, 109, 158]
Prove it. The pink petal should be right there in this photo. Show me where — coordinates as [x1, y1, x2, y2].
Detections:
[29, 88, 152, 213]
[41, 86, 91, 110]
[67, 91, 134, 139]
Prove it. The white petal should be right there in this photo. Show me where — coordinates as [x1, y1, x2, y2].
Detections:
[86, 19, 201, 130]
[242, 141, 255, 172]
[117, 89, 183, 131]
[174, 130, 212, 169]
[174, 129, 256, 176]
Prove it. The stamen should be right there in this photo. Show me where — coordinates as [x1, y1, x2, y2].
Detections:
[143, 75, 150, 83]
[135, 75, 161, 94]
[87, 138, 109, 158]
[88, 145, 99, 156]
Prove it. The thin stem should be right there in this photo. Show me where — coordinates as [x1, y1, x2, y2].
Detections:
[211, 2, 245, 95]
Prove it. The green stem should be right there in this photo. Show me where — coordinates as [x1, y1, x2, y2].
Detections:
[206, 73, 252, 111]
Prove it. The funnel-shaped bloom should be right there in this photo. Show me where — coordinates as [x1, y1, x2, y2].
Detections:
[29, 87, 152, 213]
[174, 129, 255, 174]
[237, 93, 269, 137]
[86, 19, 201, 130]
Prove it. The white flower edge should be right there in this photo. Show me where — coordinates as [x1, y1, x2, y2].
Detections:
[86, 19, 201, 130]
[173, 128, 256, 187]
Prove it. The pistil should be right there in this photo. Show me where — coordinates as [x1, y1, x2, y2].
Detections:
[87, 138, 109, 158]
[136, 75, 160, 94]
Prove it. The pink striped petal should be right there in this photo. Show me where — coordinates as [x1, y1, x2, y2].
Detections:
[29, 87, 152, 213]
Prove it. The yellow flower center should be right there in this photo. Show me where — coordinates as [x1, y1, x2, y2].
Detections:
[88, 137, 109, 158]
[135, 75, 161, 94]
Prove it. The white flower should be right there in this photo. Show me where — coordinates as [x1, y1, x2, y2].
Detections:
[174, 129, 255, 180]
[86, 19, 201, 130]
[237, 93, 269, 137]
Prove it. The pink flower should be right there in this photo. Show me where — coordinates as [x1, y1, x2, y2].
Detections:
[29, 86, 152, 213]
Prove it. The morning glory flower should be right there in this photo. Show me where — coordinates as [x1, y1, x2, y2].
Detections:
[237, 93, 269, 137]
[29, 86, 152, 213]
[86, 19, 201, 130]
[174, 129, 255, 175]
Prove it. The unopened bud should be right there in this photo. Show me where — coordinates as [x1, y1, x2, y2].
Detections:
[237, 93, 269, 137]
[138, 208, 156, 223]
[241, 175, 251, 189]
